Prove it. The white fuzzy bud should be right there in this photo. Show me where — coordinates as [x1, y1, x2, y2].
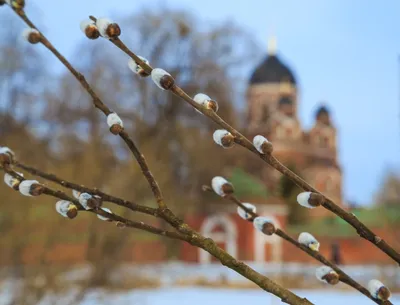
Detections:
[128, 56, 149, 76]
[0, 146, 15, 158]
[213, 129, 234, 148]
[80, 19, 95, 33]
[253, 135, 272, 154]
[193, 93, 210, 106]
[78, 193, 93, 210]
[368, 279, 391, 300]
[151, 68, 174, 90]
[72, 189, 81, 199]
[96, 18, 112, 38]
[297, 192, 313, 208]
[97, 207, 113, 221]
[56, 200, 77, 218]
[4, 172, 23, 189]
[21, 28, 41, 44]
[315, 266, 339, 285]
[237, 203, 256, 220]
[211, 176, 233, 197]
[298, 232, 320, 251]
[297, 192, 323, 209]
[253, 216, 276, 234]
[107, 113, 123, 129]
[19, 180, 39, 197]
[193, 93, 219, 113]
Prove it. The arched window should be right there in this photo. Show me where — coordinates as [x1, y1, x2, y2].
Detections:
[199, 214, 237, 264]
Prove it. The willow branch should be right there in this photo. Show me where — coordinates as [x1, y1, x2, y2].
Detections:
[104, 29, 400, 265]
[213, 190, 392, 305]
[14, 161, 158, 217]
[14, 10, 165, 209]
[1, 164, 185, 241]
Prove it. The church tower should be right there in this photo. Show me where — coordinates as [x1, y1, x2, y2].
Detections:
[303, 105, 343, 216]
[245, 37, 344, 218]
[246, 37, 303, 190]
[246, 37, 299, 140]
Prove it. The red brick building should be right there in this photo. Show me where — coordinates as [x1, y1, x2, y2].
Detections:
[178, 37, 399, 266]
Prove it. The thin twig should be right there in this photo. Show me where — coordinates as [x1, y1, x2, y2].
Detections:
[1, 165, 186, 242]
[15, 10, 165, 210]
[15, 161, 159, 217]
[216, 190, 392, 305]
[105, 29, 400, 264]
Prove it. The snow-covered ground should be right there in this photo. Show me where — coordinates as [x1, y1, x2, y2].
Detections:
[1, 287, 399, 305]
[1, 263, 399, 304]
[61, 262, 400, 287]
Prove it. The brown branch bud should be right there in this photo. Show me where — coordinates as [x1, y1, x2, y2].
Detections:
[0, 154, 11, 166]
[107, 113, 124, 135]
[151, 68, 175, 90]
[211, 176, 234, 197]
[213, 129, 235, 148]
[316, 266, 339, 285]
[322, 273, 339, 285]
[85, 25, 100, 39]
[253, 217, 276, 235]
[105, 23, 121, 38]
[80, 19, 100, 40]
[22, 28, 41, 44]
[19, 180, 44, 197]
[0, 147, 15, 165]
[253, 135, 273, 154]
[109, 124, 123, 135]
[78, 193, 95, 210]
[297, 192, 324, 209]
[86, 196, 102, 209]
[193, 93, 219, 113]
[56, 200, 78, 219]
[96, 18, 121, 39]
[368, 280, 391, 301]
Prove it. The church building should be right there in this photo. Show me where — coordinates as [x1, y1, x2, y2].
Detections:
[182, 37, 345, 264]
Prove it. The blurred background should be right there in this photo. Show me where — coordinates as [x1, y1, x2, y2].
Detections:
[0, 0, 400, 304]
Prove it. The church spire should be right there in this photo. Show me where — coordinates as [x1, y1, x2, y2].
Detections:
[267, 35, 277, 55]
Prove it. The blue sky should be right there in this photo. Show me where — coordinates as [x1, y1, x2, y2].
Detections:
[4, 0, 400, 205]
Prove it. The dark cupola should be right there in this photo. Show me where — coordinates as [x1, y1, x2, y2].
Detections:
[249, 37, 296, 85]
[315, 105, 331, 126]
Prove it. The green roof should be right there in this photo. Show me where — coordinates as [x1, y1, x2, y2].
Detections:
[228, 168, 269, 199]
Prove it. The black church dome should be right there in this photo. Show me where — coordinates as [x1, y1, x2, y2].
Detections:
[249, 55, 296, 85]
